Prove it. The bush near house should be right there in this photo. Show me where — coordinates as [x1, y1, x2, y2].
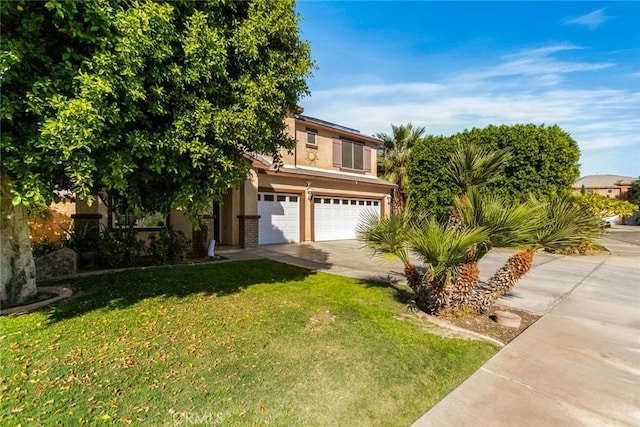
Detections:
[32, 227, 190, 269]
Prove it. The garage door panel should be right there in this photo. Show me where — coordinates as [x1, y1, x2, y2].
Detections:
[314, 197, 380, 242]
[258, 193, 299, 245]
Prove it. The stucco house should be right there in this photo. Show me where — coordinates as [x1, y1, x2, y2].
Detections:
[63, 112, 394, 253]
[572, 175, 637, 200]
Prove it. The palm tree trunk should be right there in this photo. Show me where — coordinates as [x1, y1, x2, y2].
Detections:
[404, 263, 422, 293]
[467, 250, 534, 314]
[404, 263, 431, 312]
[450, 261, 479, 311]
[392, 189, 404, 213]
[426, 276, 453, 315]
[447, 205, 463, 231]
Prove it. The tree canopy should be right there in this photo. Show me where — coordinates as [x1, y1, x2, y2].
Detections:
[408, 124, 580, 217]
[1, 0, 313, 215]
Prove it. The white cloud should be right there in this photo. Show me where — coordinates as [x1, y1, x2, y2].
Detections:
[301, 45, 640, 164]
[563, 8, 608, 30]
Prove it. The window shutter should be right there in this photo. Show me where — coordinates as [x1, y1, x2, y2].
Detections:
[332, 139, 342, 167]
[364, 146, 372, 172]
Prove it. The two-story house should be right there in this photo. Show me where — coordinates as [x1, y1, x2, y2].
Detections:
[67, 112, 395, 252]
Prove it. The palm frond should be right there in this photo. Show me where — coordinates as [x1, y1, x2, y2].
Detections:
[408, 219, 489, 283]
[447, 142, 511, 191]
[456, 187, 542, 257]
[356, 208, 416, 266]
[532, 195, 602, 250]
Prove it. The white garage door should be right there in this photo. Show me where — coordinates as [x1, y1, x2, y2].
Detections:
[314, 197, 380, 241]
[258, 193, 300, 245]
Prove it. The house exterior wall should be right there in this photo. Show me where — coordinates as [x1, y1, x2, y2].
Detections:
[31, 113, 391, 252]
[572, 187, 625, 199]
[278, 116, 378, 176]
[28, 199, 76, 244]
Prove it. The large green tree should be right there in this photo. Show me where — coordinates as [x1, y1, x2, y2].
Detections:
[374, 123, 425, 211]
[0, 0, 312, 305]
[407, 124, 581, 217]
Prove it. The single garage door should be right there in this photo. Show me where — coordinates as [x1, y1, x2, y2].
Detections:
[314, 197, 380, 241]
[258, 193, 300, 245]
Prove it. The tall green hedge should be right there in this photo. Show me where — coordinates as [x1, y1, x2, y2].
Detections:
[407, 124, 580, 217]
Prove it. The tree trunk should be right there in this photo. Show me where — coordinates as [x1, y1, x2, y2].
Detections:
[467, 250, 534, 314]
[450, 261, 480, 311]
[1, 179, 37, 307]
[392, 189, 404, 214]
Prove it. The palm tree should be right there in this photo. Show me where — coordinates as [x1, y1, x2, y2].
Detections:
[446, 142, 510, 229]
[375, 123, 426, 212]
[445, 143, 512, 304]
[449, 188, 541, 310]
[359, 144, 603, 317]
[408, 219, 488, 314]
[356, 207, 422, 293]
[466, 195, 601, 314]
[357, 208, 488, 315]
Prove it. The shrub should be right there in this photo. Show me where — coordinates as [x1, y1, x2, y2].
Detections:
[147, 228, 189, 265]
[97, 228, 146, 268]
[575, 193, 637, 218]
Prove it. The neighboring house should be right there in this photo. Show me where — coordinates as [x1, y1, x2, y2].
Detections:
[64, 112, 394, 252]
[572, 175, 637, 200]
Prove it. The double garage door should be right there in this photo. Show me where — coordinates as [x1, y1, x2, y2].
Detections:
[258, 193, 380, 245]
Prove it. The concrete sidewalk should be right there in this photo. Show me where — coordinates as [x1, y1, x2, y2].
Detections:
[413, 255, 640, 426]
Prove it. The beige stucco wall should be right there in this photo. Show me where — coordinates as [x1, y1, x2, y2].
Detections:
[28, 199, 76, 243]
[573, 187, 624, 199]
[278, 117, 379, 177]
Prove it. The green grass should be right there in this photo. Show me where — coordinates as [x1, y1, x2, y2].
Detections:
[1, 260, 497, 426]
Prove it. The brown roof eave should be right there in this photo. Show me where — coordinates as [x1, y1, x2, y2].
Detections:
[260, 168, 396, 189]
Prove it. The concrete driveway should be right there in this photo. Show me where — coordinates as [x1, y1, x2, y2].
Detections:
[414, 254, 640, 426]
[254, 240, 410, 283]
[226, 239, 640, 425]
[598, 225, 640, 256]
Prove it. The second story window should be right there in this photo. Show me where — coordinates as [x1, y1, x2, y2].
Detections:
[332, 139, 372, 172]
[342, 140, 364, 170]
[306, 128, 317, 146]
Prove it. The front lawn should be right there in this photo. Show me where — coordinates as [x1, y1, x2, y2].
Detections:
[1, 260, 497, 426]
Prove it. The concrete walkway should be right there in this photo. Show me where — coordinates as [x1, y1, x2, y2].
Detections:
[413, 254, 640, 426]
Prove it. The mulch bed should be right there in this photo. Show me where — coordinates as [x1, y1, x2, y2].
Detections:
[444, 305, 541, 344]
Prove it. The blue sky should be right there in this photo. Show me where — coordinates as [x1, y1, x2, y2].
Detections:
[295, 1, 640, 178]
